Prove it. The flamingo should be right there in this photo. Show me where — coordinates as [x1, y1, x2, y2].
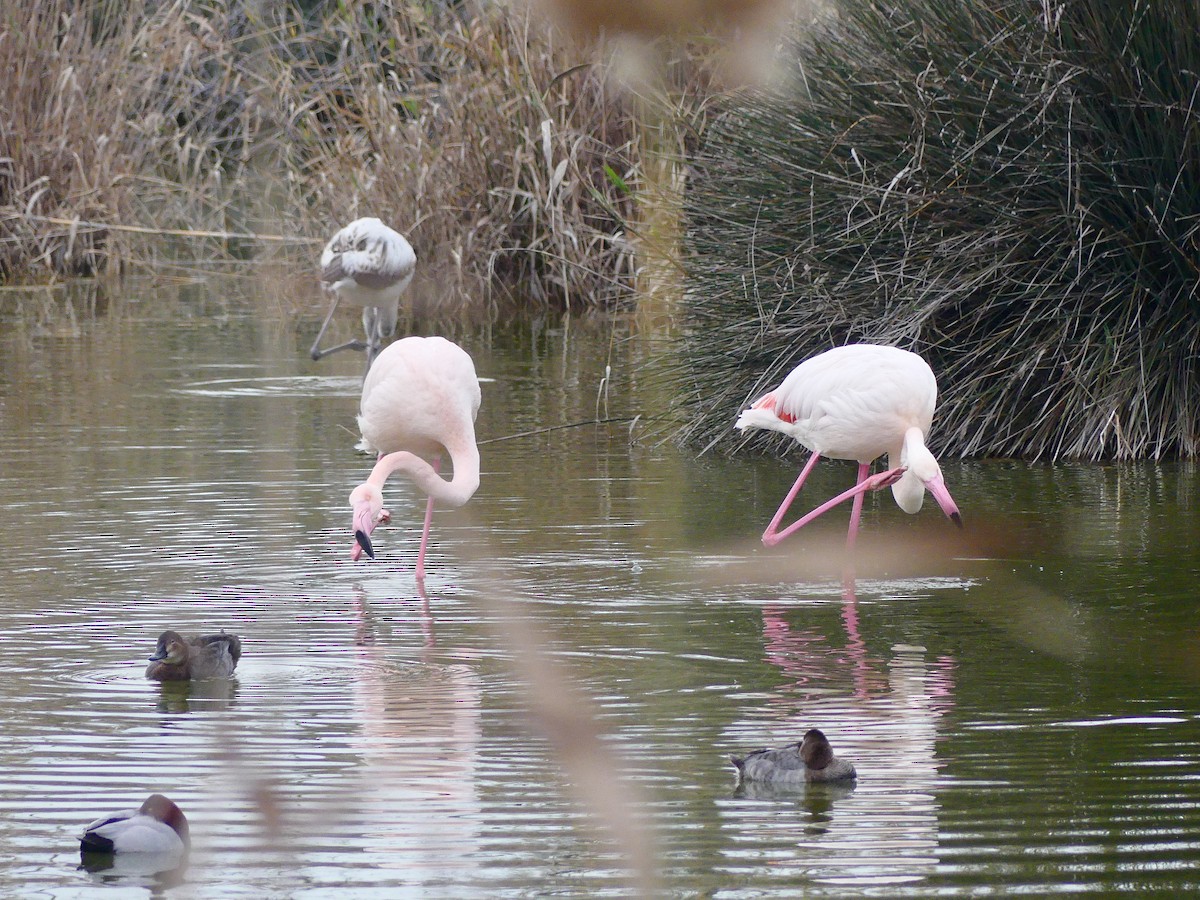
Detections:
[311, 217, 416, 370]
[349, 336, 481, 580]
[735, 343, 961, 550]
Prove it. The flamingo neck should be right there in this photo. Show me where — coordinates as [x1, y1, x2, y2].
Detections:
[367, 443, 480, 508]
[890, 427, 931, 513]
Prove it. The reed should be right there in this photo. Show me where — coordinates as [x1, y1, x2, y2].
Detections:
[673, 0, 1200, 460]
[0, 0, 643, 306]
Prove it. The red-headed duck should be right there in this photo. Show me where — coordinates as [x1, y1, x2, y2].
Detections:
[731, 728, 857, 784]
[145, 630, 241, 681]
[79, 794, 190, 854]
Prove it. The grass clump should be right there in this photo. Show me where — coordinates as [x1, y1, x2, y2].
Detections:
[288, 1, 640, 306]
[674, 0, 1200, 460]
[0, 0, 643, 306]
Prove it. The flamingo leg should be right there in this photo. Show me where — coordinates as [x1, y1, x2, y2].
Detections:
[310, 296, 370, 360]
[362, 304, 391, 372]
[762, 464, 908, 548]
[364, 307, 381, 372]
[844, 463, 871, 551]
[761, 453, 822, 545]
[414, 457, 441, 582]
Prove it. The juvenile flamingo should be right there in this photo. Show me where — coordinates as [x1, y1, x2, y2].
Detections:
[735, 343, 961, 550]
[311, 217, 416, 370]
[349, 336, 481, 580]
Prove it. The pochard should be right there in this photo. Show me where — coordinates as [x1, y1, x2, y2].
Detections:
[145, 630, 241, 681]
[731, 728, 857, 784]
[79, 794, 190, 854]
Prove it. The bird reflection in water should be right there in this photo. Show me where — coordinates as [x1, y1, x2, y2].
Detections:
[152, 675, 239, 715]
[78, 850, 188, 894]
[733, 775, 858, 838]
[724, 572, 957, 879]
[348, 582, 484, 883]
[715, 556, 960, 883]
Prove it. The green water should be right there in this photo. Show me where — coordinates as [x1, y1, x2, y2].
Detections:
[0, 278, 1197, 897]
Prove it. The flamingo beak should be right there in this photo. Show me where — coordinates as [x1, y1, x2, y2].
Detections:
[354, 530, 375, 560]
[925, 474, 963, 528]
[352, 500, 378, 561]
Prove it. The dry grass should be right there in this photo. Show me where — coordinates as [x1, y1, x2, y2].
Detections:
[0, 0, 655, 306]
[671, 0, 1200, 460]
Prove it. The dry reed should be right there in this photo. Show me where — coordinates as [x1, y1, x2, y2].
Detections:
[671, 0, 1200, 460]
[0, 0, 650, 306]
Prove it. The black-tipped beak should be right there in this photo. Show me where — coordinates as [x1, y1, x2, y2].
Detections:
[148, 651, 165, 662]
[355, 530, 375, 559]
[950, 511, 963, 529]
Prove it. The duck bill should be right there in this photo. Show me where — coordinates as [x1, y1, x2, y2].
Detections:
[351, 501, 377, 561]
[925, 474, 963, 528]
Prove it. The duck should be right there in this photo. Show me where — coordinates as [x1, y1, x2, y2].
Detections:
[731, 728, 857, 784]
[145, 630, 241, 681]
[79, 794, 190, 854]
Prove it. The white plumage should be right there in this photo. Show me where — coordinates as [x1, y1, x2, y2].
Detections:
[735, 343, 961, 548]
[311, 217, 416, 370]
[79, 794, 189, 854]
[349, 336, 481, 579]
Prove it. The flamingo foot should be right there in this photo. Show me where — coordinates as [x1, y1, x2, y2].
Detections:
[862, 467, 907, 491]
[762, 466, 909, 548]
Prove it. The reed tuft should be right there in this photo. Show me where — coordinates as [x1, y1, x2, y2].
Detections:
[673, 0, 1200, 460]
[0, 0, 643, 306]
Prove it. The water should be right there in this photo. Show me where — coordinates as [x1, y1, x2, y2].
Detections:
[1, 279, 1199, 897]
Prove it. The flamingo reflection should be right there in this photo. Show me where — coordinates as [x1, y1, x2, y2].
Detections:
[724, 576, 956, 881]
[348, 583, 483, 880]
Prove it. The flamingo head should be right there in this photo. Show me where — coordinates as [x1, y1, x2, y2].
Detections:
[896, 429, 962, 527]
[349, 483, 390, 561]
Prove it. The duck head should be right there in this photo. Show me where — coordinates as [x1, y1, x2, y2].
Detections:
[140, 794, 190, 846]
[799, 728, 835, 770]
[148, 631, 188, 666]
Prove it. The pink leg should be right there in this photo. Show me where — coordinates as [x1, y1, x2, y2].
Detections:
[763, 464, 908, 548]
[762, 453, 822, 545]
[845, 463, 870, 551]
[414, 457, 441, 582]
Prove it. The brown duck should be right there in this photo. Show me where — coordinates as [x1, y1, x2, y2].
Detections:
[731, 728, 857, 784]
[145, 630, 241, 681]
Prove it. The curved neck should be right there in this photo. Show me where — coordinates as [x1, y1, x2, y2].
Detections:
[901, 426, 927, 459]
[368, 444, 480, 508]
[891, 427, 931, 514]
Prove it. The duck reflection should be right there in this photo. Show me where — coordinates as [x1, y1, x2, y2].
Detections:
[153, 676, 239, 714]
[78, 850, 187, 894]
[733, 777, 858, 838]
[348, 582, 483, 881]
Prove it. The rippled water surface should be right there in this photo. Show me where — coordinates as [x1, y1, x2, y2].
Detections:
[2, 280, 1199, 897]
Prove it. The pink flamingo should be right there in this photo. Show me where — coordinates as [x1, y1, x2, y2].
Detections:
[735, 343, 961, 550]
[349, 336, 481, 580]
